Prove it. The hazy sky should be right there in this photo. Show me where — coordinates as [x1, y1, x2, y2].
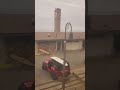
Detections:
[35, 0, 85, 32]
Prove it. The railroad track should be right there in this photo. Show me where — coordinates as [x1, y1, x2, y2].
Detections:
[35, 72, 85, 90]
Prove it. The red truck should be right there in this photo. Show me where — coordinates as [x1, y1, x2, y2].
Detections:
[42, 57, 71, 80]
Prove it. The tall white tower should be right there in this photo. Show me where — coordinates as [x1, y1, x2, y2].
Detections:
[54, 8, 61, 32]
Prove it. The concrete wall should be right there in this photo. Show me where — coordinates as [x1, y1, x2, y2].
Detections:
[86, 34, 114, 57]
[35, 40, 83, 52]
[35, 41, 56, 52]
[66, 41, 83, 50]
[35, 41, 39, 54]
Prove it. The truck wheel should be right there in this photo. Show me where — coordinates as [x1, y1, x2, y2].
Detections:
[50, 72, 57, 80]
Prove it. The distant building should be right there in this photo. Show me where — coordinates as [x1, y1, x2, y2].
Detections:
[35, 32, 85, 53]
[35, 8, 85, 54]
[54, 8, 61, 32]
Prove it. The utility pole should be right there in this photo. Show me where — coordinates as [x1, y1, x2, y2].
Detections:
[62, 22, 73, 90]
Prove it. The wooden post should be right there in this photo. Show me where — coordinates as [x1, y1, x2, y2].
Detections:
[56, 41, 57, 51]
[61, 41, 63, 51]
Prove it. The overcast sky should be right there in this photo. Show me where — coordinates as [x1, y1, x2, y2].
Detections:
[35, 0, 85, 32]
